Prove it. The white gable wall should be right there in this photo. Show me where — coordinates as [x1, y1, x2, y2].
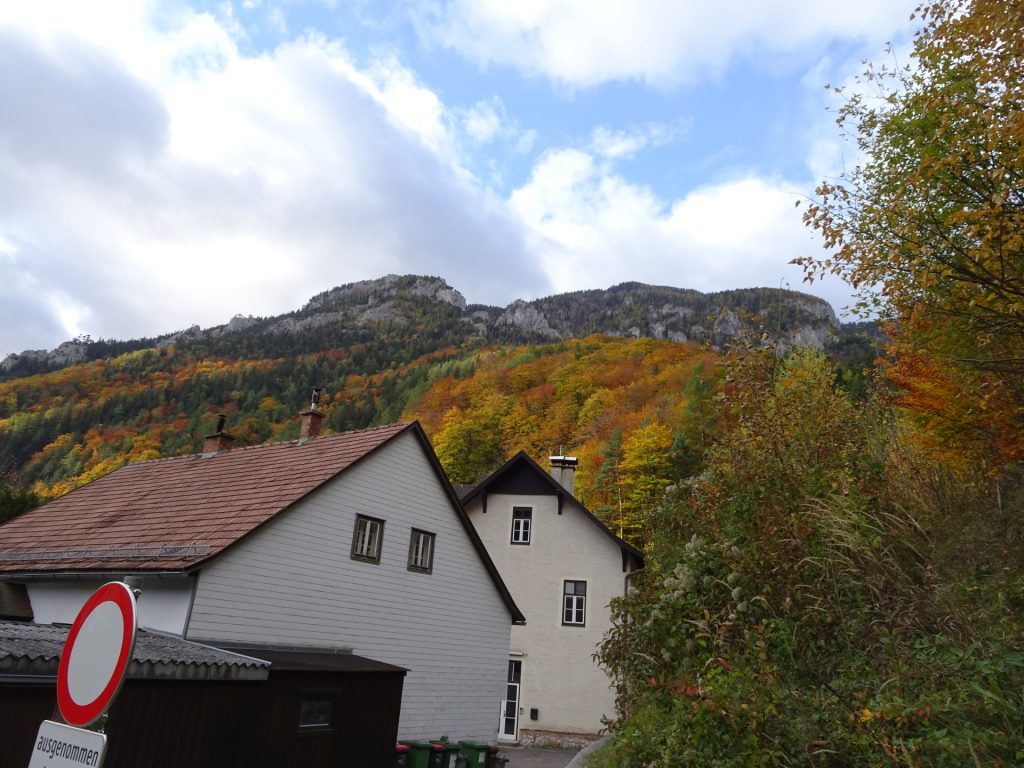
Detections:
[466, 490, 627, 735]
[185, 430, 512, 742]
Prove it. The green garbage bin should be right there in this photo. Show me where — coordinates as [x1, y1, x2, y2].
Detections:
[458, 741, 490, 767]
[430, 741, 460, 768]
[400, 740, 434, 768]
[426, 743, 447, 768]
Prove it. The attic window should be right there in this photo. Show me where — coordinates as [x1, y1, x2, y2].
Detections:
[351, 515, 384, 564]
[511, 507, 532, 545]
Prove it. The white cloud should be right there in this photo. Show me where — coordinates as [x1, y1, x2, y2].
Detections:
[268, 6, 287, 35]
[452, 96, 537, 162]
[0, 3, 545, 355]
[358, 54, 454, 156]
[510, 147, 855, 312]
[462, 98, 503, 143]
[590, 121, 686, 160]
[0, 0, 880, 360]
[799, 38, 918, 184]
[419, 0, 914, 88]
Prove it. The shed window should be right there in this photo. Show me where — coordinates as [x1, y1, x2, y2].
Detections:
[352, 515, 384, 563]
[563, 580, 587, 625]
[511, 507, 532, 545]
[298, 697, 334, 730]
[408, 529, 435, 573]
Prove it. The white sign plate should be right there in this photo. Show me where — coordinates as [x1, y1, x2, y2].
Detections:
[27, 720, 106, 768]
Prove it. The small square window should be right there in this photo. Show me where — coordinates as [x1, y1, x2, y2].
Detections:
[408, 529, 435, 573]
[511, 507, 532, 545]
[563, 580, 587, 626]
[351, 515, 384, 563]
[298, 697, 334, 730]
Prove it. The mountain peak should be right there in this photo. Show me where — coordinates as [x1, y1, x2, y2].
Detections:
[1, 276, 838, 379]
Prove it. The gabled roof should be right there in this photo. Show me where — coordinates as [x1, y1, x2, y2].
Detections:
[0, 421, 524, 626]
[0, 422, 411, 572]
[460, 451, 645, 568]
[0, 423, 526, 622]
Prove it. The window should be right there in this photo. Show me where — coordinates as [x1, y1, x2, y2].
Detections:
[563, 580, 587, 625]
[408, 529, 435, 573]
[351, 515, 384, 563]
[297, 695, 335, 731]
[511, 507, 532, 545]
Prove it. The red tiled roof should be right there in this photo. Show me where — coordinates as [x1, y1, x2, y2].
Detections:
[0, 423, 412, 573]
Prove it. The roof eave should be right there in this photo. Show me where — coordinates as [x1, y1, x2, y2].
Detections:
[0, 569, 195, 580]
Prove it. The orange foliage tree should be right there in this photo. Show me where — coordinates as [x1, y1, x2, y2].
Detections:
[406, 336, 721, 543]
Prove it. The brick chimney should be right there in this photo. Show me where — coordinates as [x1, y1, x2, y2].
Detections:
[298, 387, 324, 441]
[202, 414, 235, 455]
[299, 410, 323, 440]
[549, 455, 578, 495]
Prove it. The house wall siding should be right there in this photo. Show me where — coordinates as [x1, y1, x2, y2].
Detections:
[466, 491, 624, 735]
[186, 431, 512, 742]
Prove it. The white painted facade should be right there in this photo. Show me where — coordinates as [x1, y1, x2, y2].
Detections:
[464, 474, 639, 738]
[185, 430, 513, 741]
[26, 577, 195, 635]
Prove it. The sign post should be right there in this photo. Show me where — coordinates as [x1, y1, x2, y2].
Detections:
[27, 581, 138, 768]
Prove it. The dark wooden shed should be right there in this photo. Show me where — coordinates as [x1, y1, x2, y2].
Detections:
[1, 621, 405, 768]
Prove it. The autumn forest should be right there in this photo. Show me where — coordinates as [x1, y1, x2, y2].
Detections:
[2, 0, 1024, 764]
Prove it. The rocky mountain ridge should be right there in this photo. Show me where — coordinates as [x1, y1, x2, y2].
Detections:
[2, 275, 839, 378]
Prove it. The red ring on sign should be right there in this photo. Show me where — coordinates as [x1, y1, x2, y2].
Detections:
[57, 582, 137, 727]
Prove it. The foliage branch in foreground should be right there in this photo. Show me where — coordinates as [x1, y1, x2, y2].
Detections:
[796, 0, 1024, 466]
[592, 347, 1024, 767]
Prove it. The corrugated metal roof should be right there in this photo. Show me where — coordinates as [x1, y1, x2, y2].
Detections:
[0, 621, 270, 681]
[0, 423, 412, 573]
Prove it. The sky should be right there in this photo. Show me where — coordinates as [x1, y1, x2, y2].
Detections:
[0, 1, 919, 357]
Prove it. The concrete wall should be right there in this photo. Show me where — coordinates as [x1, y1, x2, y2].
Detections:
[186, 431, 513, 742]
[466, 490, 627, 736]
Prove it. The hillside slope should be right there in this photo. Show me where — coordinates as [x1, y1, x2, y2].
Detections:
[0, 275, 838, 500]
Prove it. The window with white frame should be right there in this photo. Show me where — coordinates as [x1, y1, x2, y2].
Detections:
[408, 529, 435, 573]
[511, 507, 532, 545]
[351, 515, 384, 563]
[563, 580, 587, 625]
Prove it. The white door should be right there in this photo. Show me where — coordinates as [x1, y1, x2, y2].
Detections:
[500, 660, 522, 741]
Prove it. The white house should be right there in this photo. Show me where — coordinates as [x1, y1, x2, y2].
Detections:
[0, 414, 524, 743]
[459, 453, 644, 745]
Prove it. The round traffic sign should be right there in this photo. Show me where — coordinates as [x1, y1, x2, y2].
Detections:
[57, 581, 138, 727]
